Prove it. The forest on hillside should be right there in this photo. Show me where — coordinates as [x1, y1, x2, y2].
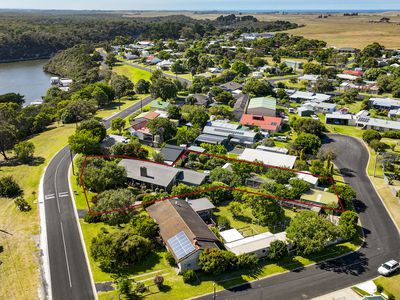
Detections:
[0, 12, 297, 61]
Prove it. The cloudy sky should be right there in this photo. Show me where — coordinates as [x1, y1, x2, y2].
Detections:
[1, 0, 399, 11]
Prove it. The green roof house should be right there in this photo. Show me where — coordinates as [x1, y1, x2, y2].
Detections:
[150, 100, 171, 111]
[247, 97, 277, 117]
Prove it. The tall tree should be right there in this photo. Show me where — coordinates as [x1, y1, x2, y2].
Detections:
[0, 124, 18, 160]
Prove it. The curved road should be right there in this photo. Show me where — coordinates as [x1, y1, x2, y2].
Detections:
[198, 134, 400, 300]
[42, 96, 152, 300]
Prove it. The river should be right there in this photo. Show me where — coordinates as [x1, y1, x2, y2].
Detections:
[0, 59, 52, 105]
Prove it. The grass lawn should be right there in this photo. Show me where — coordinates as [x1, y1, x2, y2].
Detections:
[112, 64, 152, 84]
[324, 123, 364, 139]
[95, 97, 139, 119]
[214, 202, 295, 235]
[374, 274, 400, 298]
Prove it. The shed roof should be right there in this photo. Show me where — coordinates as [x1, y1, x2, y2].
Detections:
[160, 144, 185, 163]
[225, 231, 286, 255]
[187, 197, 215, 212]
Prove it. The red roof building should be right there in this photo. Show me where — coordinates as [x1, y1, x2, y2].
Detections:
[343, 69, 363, 77]
[240, 114, 282, 133]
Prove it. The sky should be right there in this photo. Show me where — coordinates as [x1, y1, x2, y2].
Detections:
[1, 0, 399, 11]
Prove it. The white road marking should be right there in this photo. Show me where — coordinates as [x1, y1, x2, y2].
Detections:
[45, 194, 55, 200]
[58, 192, 69, 198]
[60, 222, 73, 288]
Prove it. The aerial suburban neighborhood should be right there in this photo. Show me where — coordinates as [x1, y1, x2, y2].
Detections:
[0, 3, 400, 300]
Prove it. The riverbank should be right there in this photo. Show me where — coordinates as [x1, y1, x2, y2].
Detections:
[0, 56, 51, 64]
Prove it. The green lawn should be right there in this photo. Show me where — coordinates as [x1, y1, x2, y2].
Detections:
[95, 97, 139, 119]
[113, 64, 152, 83]
[374, 274, 400, 298]
[214, 202, 295, 235]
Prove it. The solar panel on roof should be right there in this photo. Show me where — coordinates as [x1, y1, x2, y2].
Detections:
[167, 231, 196, 260]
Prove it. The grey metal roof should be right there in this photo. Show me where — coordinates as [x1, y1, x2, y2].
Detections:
[118, 159, 179, 188]
[187, 197, 215, 212]
[196, 133, 228, 144]
[177, 169, 208, 186]
[160, 144, 185, 163]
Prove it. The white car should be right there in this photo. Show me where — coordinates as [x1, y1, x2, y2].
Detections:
[378, 260, 399, 276]
[311, 115, 319, 120]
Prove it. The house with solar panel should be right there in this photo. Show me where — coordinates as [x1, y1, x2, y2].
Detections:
[146, 199, 220, 272]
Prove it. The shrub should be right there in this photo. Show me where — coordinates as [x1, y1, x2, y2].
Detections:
[387, 293, 395, 300]
[376, 283, 383, 293]
[199, 248, 237, 274]
[14, 196, 31, 211]
[362, 129, 381, 144]
[165, 252, 176, 266]
[0, 176, 23, 198]
[154, 275, 164, 288]
[135, 282, 147, 294]
[216, 215, 231, 230]
[182, 269, 196, 283]
[14, 141, 35, 162]
[83, 212, 100, 223]
[267, 240, 288, 260]
[236, 253, 259, 269]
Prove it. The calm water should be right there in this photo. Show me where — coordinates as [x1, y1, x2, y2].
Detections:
[0, 59, 52, 105]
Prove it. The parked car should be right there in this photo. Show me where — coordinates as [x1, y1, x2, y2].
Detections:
[311, 115, 319, 120]
[378, 260, 399, 276]
[288, 108, 296, 114]
[273, 136, 288, 142]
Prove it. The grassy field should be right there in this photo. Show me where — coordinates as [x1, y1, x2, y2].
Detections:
[113, 64, 152, 83]
[126, 11, 400, 49]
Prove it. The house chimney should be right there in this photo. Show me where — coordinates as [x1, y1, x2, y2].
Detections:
[140, 166, 148, 177]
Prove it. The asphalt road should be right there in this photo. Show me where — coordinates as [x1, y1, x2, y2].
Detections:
[42, 96, 152, 299]
[198, 134, 400, 300]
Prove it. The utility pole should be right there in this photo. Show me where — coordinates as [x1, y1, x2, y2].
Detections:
[70, 149, 75, 176]
[373, 152, 380, 177]
[213, 282, 216, 300]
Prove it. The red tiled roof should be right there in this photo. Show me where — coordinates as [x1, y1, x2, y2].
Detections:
[240, 114, 282, 131]
[143, 111, 160, 120]
[343, 70, 363, 76]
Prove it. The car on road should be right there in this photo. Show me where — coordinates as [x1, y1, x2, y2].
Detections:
[378, 260, 399, 276]
[311, 115, 319, 120]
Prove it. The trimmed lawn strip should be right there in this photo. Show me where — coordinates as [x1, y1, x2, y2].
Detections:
[374, 274, 400, 298]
